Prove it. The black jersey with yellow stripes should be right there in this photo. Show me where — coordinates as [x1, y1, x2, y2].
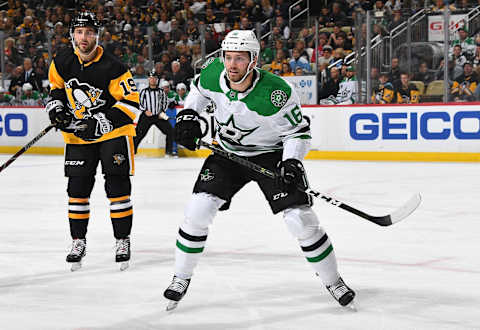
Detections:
[49, 46, 140, 144]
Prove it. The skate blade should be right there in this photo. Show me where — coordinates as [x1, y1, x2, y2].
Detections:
[343, 301, 357, 312]
[166, 300, 179, 311]
[119, 261, 129, 271]
[70, 262, 82, 272]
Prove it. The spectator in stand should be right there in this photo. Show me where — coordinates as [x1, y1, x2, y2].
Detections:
[319, 66, 341, 103]
[274, 0, 290, 18]
[295, 39, 310, 62]
[332, 31, 353, 52]
[281, 62, 295, 76]
[9, 65, 24, 97]
[272, 38, 288, 58]
[372, 72, 395, 104]
[394, 72, 420, 104]
[388, 57, 401, 84]
[331, 2, 349, 26]
[319, 45, 335, 66]
[171, 60, 189, 89]
[451, 61, 478, 102]
[318, 5, 332, 28]
[431, 0, 456, 11]
[260, 39, 273, 66]
[274, 16, 290, 40]
[451, 27, 475, 60]
[289, 48, 311, 74]
[179, 54, 194, 78]
[452, 44, 468, 73]
[157, 11, 172, 34]
[310, 32, 329, 64]
[436, 57, 462, 84]
[240, 17, 253, 30]
[295, 67, 304, 76]
[4, 37, 21, 66]
[133, 64, 147, 79]
[137, 54, 154, 75]
[270, 49, 287, 75]
[388, 9, 404, 31]
[332, 48, 345, 68]
[473, 42, 480, 68]
[413, 62, 435, 86]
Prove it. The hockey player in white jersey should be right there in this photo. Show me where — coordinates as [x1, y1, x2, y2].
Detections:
[163, 30, 355, 310]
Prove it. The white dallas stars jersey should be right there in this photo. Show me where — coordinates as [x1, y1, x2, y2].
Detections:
[184, 58, 311, 158]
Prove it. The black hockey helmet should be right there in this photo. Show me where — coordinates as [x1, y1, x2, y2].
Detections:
[148, 70, 157, 78]
[70, 11, 101, 35]
[69, 11, 102, 54]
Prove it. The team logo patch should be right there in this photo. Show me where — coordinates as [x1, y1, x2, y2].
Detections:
[201, 57, 215, 70]
[270, 90, 288, 107]
[113, 154, 126, 165]
[65, 78, 106, 119]
[200, 169, 214, 182]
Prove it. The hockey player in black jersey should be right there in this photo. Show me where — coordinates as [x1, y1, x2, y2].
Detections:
[46, 12, 140, 271]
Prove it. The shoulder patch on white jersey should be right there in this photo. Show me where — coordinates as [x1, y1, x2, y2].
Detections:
[201, 57, 216, 70]
[270, 90, 288, 108]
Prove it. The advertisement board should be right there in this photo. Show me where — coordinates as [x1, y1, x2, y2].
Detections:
[1, 103, 479, 161]
[428, 13, 468, 41]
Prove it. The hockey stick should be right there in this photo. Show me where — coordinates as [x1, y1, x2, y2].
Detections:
[0, 124, 56, 173]
[196, 139, 421, 226]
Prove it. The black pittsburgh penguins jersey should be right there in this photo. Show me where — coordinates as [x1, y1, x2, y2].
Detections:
[49, 46, 140, 144]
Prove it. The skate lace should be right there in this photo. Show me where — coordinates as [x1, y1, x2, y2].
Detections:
[115, 238, 130, 255]
[328, 279, 349, 299]
[168, 277, 189, 293]
[69, 239, 85, 256]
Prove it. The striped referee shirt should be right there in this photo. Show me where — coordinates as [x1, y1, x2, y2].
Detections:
[139, 87, 168, 115]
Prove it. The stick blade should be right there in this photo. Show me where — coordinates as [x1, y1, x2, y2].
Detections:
[389, 193, 422, 224]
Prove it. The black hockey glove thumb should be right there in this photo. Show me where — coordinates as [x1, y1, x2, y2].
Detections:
[174, 109, 202, 151]
[46, 100, 73, 130]
[73, 113, 113, 141]
[276, 158, 309, 192]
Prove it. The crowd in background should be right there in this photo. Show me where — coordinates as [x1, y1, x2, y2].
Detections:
[1, 0, 480, 106]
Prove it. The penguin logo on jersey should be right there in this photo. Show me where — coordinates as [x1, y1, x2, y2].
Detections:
[65, 78, 106, 119]
[113, 154, 125, 165]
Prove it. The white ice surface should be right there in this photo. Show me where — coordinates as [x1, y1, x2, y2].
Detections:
[0, 154, 479, 330]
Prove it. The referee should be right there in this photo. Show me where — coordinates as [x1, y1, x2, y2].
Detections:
[133, 71, 175, 156]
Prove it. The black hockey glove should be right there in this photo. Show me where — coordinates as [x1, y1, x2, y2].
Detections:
[73, 113, 113, 141]
[46, 100, 73, 130]
[174, 109, 202, 150]
[276, 158, 309, 192]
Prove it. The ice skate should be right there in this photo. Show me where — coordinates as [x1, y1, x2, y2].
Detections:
[164, 276, 191, 311]
[66, 238, 86, 272]
[326, 276, 356, 308]
[115, 237, 130, 271]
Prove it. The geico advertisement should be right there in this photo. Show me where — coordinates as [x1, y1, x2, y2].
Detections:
[303, 105, 480, 152]
[0, 107, 64, 147]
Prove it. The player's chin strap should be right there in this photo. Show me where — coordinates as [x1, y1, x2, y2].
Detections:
[194, 139, 421, 227]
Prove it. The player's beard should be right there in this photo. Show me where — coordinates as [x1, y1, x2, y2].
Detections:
[75, 39, 97, 57]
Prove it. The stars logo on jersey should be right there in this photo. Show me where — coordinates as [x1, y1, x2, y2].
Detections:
[200, 169, 214, 182]
[270, 90, 288, 108]
[216, 115, 259, 146]
[65, 78, 106, 119]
